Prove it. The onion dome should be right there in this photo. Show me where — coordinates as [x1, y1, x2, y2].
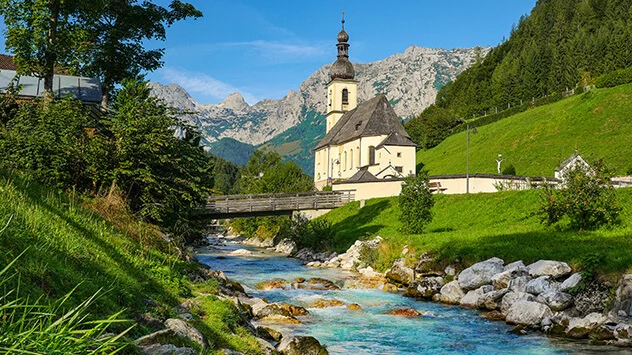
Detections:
[337, 28, 349, 43]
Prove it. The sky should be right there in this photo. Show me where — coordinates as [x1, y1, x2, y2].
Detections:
[0, 1, 537, 105]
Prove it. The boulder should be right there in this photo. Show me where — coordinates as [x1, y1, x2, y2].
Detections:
[257, 279, 290, 291]
[460, 285, 493, 309]
[296, 278, 340, 291]
[228, 249, 253, 256]
[358, 266, 383, 278]
[611, 274, 632, 318]
[276, 335, 329, 355]
[381, 283, 399, 293]
[614, 324, 632, 339]
[536, 290, 574, 311]
[403, 277, 444, 299]
[252, 303, 293, 319]
[491, 267, 529, 290]
[438, 281, 465, 305]
[326, 236, 382, 270]
[481, 310, 505, 321]
[256, 315, 301, 325]
[243, 237, 274, 247]
[308, 298, 345, 308]
[500, 292, 536, 315]
[387, 308, 423, 317]
[275, 239, 297, 255]
[385, 259, 415, 286]
[457, 257, 504, 291]
[279, 303, 309, 316]
[257, 326, 283, 342]
[256, 337, 279, 355]
[504, 260, 526, 272]
[347, 303, 362, 311]
[342, 277, 386, 290]
[566, 313, 608, 339]
[527, 260, 572, 279]
[294, 248, 316, 262]
[508, 276, 531, 293]
[135, 329, 177, 347]
[164, 318, 208, 350]
[444, 265, 456, 277]
[479, 289, 510, 310]
[140, 344, 197, 355]
[505, 301, 553, 326]
[560, 273, 583, 292]
[525, 276, 560, 295]
[589, 324, 617, 341]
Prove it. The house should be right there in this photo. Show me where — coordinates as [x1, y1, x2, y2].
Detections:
[0, 54, 102, 104]
[554, 152, 590, 180]
[313, 19, 417, 191]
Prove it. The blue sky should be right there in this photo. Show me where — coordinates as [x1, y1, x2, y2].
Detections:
[0, 1, 537, 104]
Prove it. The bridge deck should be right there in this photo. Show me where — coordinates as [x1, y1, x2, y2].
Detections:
[205, 190, 354, 218]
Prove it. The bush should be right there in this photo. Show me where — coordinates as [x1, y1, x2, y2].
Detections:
[539, 159, 620, 230]
[278, 214, 335, 250]
[502, 164, 516, 176]
[398, 170, 435, 234]
[595, 66, 632, 88]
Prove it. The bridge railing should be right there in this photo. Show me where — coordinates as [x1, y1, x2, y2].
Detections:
[206, 190, 355, 215]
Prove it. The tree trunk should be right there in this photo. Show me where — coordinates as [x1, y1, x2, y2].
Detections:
[101, 81, 110, 108]
[44, 0, 61, 101]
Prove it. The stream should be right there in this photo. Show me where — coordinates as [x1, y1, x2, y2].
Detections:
[195, 239, 628, 355]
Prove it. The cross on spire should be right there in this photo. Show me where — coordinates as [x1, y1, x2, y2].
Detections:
[341, 12, 345, 29]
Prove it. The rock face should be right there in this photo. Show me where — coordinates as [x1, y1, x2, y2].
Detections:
[277, 335, 329, 355]
[149, 46, 488, 173]
[505, 301, 553, 326]
[527, 260, 572, 279]
[458, 257, 505, 291]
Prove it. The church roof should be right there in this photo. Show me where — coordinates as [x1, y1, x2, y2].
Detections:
[316, 94, 411, 149]
[346, 166, 380, 182]
[376, 131, 417, 149]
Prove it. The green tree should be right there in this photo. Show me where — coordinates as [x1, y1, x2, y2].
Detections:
[398, 170, 435, 234]
[539, 159, 620, 230]
[238, 150, 313, 194]
[78, 0, 202, 106]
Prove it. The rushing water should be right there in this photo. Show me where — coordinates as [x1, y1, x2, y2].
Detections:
[196, 240, 628, 355]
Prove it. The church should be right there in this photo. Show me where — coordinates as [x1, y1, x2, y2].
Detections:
[313, 19, 417, 190]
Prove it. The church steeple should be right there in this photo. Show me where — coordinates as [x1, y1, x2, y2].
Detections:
[330, 13, 354, 80]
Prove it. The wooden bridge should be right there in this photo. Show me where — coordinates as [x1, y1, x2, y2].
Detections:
[204, 190, 355, 219]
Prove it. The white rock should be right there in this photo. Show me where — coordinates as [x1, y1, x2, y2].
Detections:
[479, 289, 510, 310]
[164, 318, 208, 350]
[457, 257, 505, 291]
[504, 260, 526, 272]
[460, 285, 493, 308]
[444, 265, 456, 276]
[536, 290, 574, 311]
[527, 260, 572, 279]
[228, 249, 253, 256]
[501, 292, 536, 315]
[560, 273, 583, 292]
[275, 238, 297, 255]
[385, 259, 415, 286]
[615, 324, 632, 339]
[508, 276, 532, 293]
[526, 276, 560, 295]
[566, 313, 608, 339]
[505, 300, 553, 326]
[358, 266, 382, 278]
[276, 335, 328, 355]
[491, 267, 529, 290]
[439, 280, 465, 305]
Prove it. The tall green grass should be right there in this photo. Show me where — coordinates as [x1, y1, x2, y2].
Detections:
[321, 188, 632, 274]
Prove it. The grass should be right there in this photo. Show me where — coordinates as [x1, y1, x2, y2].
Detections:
[0, 169, 263, 354]
[320, 188, 632, 275]
[417, 83, 632, 176]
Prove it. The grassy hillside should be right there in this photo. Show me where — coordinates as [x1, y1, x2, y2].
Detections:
[417, 84, 632, 176]
[321, 188, 632, 274]
[0, 169, 262, 353]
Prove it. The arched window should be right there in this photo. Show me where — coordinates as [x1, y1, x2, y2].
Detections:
[368, 146, 376, 165]
[342, 88, 349, 105]
[350, 149, 354, 169]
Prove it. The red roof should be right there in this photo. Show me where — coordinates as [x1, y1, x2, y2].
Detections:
[0, 54, 17, 70]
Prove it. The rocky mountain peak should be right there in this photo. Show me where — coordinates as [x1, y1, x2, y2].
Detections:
[219, 92, 250, 113]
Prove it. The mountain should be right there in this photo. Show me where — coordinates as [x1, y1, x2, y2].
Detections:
[150, 45, 487, 174]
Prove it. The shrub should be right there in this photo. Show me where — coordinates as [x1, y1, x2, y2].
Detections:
[539, 159, 620, 230]
[595, 66, 632, 88]
[502, 164, 516, 176]
[398, 170, 435, 234]
[278, 214, 335, 250]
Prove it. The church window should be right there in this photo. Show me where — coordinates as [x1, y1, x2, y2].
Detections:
[395, 166, 403, 173]
[397, 152, 402, 158]
[342, 88, 349, 105]
[368, 146, 376, 165]
[350, 149, 354, 169]
[343, 151, 347, 171]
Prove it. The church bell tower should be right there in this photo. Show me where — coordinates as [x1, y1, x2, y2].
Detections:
[326, 13, 358, 133]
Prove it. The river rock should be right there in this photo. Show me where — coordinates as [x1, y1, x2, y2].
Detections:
[438, 280, 465, 305]
[164, 318, 208, 350]
[504, 260, 526, 272]
[257, 314, 301, 325]
[257, 279, 290, 290]
[279, 303, 309, 316]
[526, 276, 560, 295]
[385, 259, 415, 286]
[460, 285, 493, 309]
[135, 329, 177, 347]
[590, 324, 617, 341]
[309, 298, 345, 308]
[382, 283, 399, 293]
[275, 239, 297, 255]
[404, 277, 444, 299]
[444, 265, 457, 276]
[482, 310, 506, 321]
[527, 260, 572, 279]
[457, 257, 504, 291]
[358, 266, 383, 278]
[294, 248, 316, 261]
[611, 274, 632, 317]
[615, 324, 632, 339]
[508, 276, 532, 293]
[347, 303, 363, 311]
[560, 273, 583, 292]
[277, 335, 328, 355]
[491, 267, 529, 290]
[566, 313, 608, 339]
[505, 301, 553, 326]
[229, 249, 253, 256]
[297, 278, 340, 290]
[479, 289, 510, 310]
[140, 344, 197, 355]
[256, 337, 279, 355]
[257, 326, 283, 342]
[326, 236, 382, 270]
[387, 308, 423, 317]
[536, 290, 574, 311]
[500, 292, 536, 315]
[252, 303, 293, 319]
[243, 237, 275, 248]
[342, 276, 386, 290]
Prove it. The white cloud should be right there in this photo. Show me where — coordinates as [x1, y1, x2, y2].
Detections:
[222, 40, 329, 63]
[159, 68, 259, 105]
